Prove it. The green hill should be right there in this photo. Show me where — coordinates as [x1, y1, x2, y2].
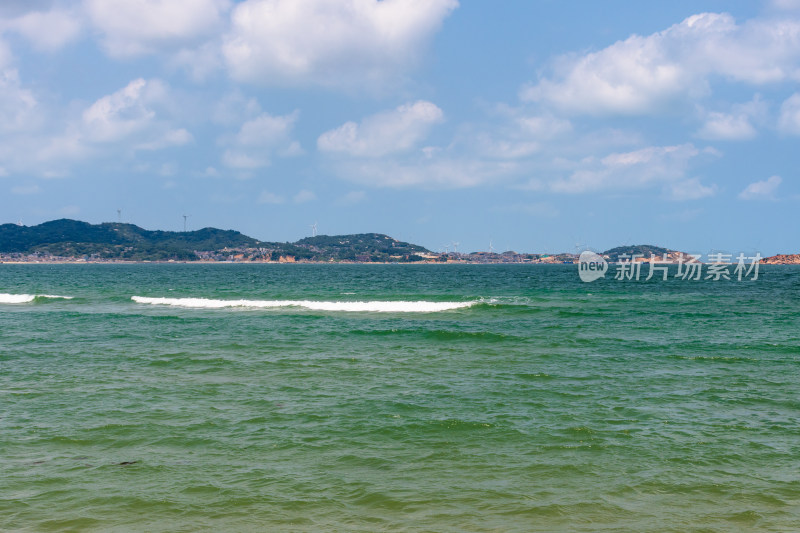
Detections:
[602, 244, 677, 262]
[0, 219, 430, 262]
[294, 233, 429, 262]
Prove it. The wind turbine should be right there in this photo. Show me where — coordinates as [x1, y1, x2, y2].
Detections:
[183, 214, 189, 232]
[452, 242, 459, 254]
[310, 221, 318, 237]
[489, 240, 494, 254]
[117, 209, 122, 223]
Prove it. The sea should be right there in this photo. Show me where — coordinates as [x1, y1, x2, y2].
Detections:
[1, 263, 798, 532]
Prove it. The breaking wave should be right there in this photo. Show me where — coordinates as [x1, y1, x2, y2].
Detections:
[0, 293, 74, 304]
[131, 296, 476, 313]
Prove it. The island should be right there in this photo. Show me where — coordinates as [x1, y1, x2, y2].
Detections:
[0, 219, 794, 264]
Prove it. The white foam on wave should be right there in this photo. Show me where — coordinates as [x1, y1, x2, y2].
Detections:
[0, 293, 73, 304]
[0, 293, 35, 303]
[131, 296, 475, 313]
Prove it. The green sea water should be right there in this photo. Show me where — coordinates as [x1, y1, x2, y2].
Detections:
[1, 264, 798, 532]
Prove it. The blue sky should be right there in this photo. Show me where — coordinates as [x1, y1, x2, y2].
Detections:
[1, 0, 798, 254]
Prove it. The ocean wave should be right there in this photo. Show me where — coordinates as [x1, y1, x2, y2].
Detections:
[131, 296, 475, 313]
[475, 296, 534, 306]
[0, 293, 74, 304]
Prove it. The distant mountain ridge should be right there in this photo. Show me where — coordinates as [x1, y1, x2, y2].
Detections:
[0, 219, 431, 262]
[601, 244, 680, 262]
[1, 221, 792, 263]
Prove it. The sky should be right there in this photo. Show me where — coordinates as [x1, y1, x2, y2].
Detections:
[0, 0, 798, 254]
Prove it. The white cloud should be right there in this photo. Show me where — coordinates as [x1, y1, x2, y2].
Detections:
[221, 110, 299, 169]
[222, 0, 458, 88]
[0, 69, 39, 133]
[516, 114, 573, 139]
[0, 70, 191, 177]
[469, 113, 572, 159]
[171, 41, 223, 81]
[697, 111, 757, 140]
[318, 100, 443, 157]
[222, 149, 265, 170]
[211, 91, 261, 126]
[136, 128, 193, 150]
[667, 178, 717, 200]
[473, 136, 540, 159]
[6, 8, 82, 51]
[770, 0, 800, 11]
[236, 111, 298, 146]
[79, 78, 192, 154]
[739, 175, 782, 200]
[522, 13, 800, 114]
[550, 144, 706, 195]
[778, 92, 800, 134]
[82, 78, 156, 142]
[84, 0, 231, 57]
[696, 96, 765, 140]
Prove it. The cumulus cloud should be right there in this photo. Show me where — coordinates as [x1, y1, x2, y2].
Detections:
[222, 150, 263, 170]
[5, 8, 82, 51]
[516, 114, 573, 139]
[84, 0, 231, 56]
[667, 178, 717, 200]
[739, 175, 782, 199]
[0, 76, 193, 177]
[221, 110, 300, 169]
[222, 0, 458, 87]
[469, 113, 572, 159]
[211, 91, 262, 126]
[778, 92, 800, 134]
[770, 0, 800, 10]
[82, 78, 157, 142]
[81, 78, 192, 152]
[550, 144, 711, 196]
[0, 69, 39, 133]
[522, 13, 800, 114]
[318, 100, 443, 157]
[136, 128, 193, 151]
[235, 111, 298, 146]
[473, 136, 540, 159]
[317, 100, 522, 189]
[697, 111, 757, 140]
[696, 96, 765, 140]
